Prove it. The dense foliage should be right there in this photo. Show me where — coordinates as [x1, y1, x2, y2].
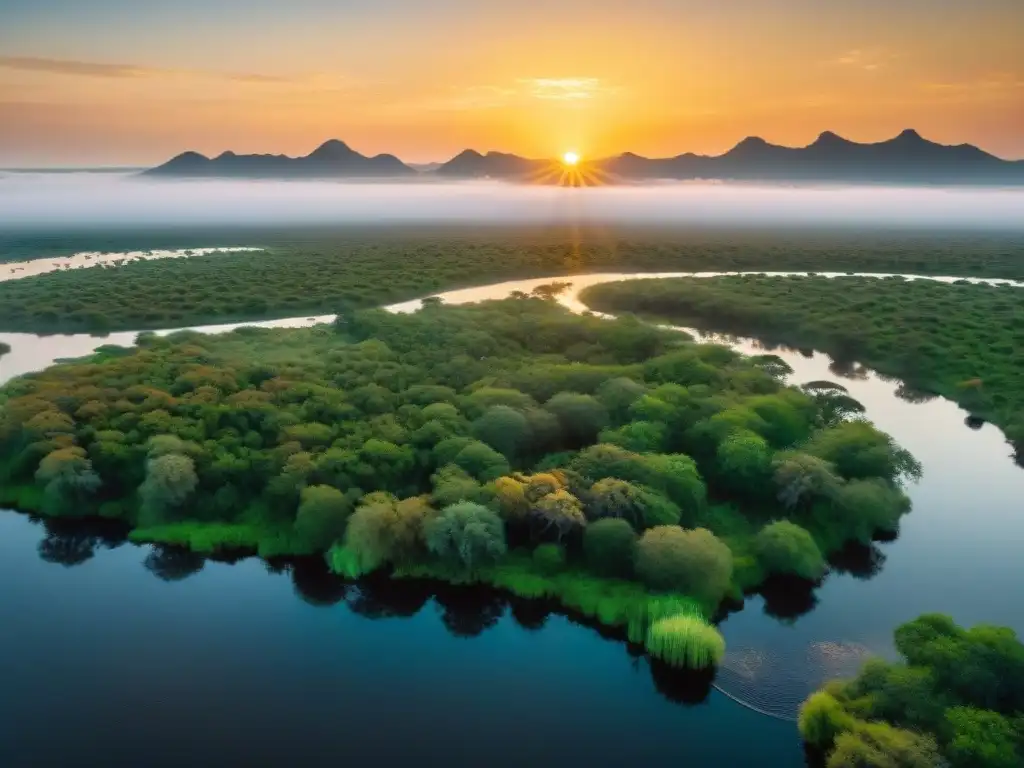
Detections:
[0, 297, 918, 665]
[583, 275, 1024, 456]
[800, 614, 1024, 768]
[2, 226, 1023, 333]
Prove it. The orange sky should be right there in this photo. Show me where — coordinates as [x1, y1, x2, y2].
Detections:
[1, 1, 1022, 165]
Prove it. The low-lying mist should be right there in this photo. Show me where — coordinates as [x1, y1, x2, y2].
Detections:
[2, 172, 1023, 230]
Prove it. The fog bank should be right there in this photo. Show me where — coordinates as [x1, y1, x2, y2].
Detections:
[2, 173, 1023, 229]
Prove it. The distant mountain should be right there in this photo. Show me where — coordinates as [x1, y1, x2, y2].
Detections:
[145, 140, 415, 178]
[597, 130, 1024, 184]
[144, 131, 1023, 184]
[434, 150, 549, 179]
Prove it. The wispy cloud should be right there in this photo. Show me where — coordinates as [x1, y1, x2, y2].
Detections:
[519, 77, 612, 101]
[0, 55, 291, 84]
[831, 49, 892, 72]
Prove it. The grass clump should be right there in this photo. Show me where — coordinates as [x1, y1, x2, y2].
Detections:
[644, 614, 726, 669]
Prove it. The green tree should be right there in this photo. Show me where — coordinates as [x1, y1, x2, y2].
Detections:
[945, 707, 1021, 768]
[472, 405, 532, 460]
[634, 526, 733, 606]
[586, 478, 680, 530]
[754, 521, 826, 581]
[773, 451, 843, 510]
[827, 723, 941, 768]
[344, 494, 434, 574]
[531, 489, 586, 542]
[424, 501, 506, 571]
[35, 446, 102, 514]
[545, 392, 609, 446]
[139, 453, 198, 524]
[296, 485, 354, 550]
[716, 429, 772, 491]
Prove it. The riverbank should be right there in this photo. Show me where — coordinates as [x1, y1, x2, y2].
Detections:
[581, 275, 1024, 458]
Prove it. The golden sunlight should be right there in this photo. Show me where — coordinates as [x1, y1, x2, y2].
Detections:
[562, 151, 580, 166]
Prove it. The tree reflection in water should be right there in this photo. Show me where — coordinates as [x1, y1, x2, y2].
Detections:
[346, 574, 432, 619]
[894, 383, 937, 404]
[433, 583, 507, 638]
[289, 557, 349, 607]
[507, 595, 553, 632]
[36, 517, 127, 567]
[648, 658, 715, 705]
[143, 544, 205, 582]
[759, 575, 819, 624]
[829, 540, 888, 581]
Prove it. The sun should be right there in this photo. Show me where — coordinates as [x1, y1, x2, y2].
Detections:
[562, 151, 580, 167]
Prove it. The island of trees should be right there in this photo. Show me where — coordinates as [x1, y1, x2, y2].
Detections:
[800, 614, 1024, 768]
[0, 296, 919, 669]
[582, 275, 1024, 458]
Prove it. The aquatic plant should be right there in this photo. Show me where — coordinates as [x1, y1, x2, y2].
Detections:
[644, 614, 725, 669]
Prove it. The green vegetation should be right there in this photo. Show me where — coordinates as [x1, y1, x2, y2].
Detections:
[799, 614, 1024, 768]
[645, 614, 726, 669]
[1, 227, 1023, 333]
[583, 275, 1024, 455]
[0, 296, 918, 667]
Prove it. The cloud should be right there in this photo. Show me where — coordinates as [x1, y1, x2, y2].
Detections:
[0, 55, 291, 84]
[831, 49, 891, 72]
[519, 77, 611, 100]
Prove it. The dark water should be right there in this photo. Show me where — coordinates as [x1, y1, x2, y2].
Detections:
[2, 273, 1023, 767]
[0, 514, 802, 768]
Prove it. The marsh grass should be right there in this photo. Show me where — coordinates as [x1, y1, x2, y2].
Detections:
[391, 551, 710, 647]
[645, 614, 726, 669]
[129, 521, 315, 557]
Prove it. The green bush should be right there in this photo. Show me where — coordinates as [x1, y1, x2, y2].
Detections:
[634, 525, 733, 608]
[532, 543, 567, 575]
[583, 518, 637, 578]
[754, 520, 826, 581]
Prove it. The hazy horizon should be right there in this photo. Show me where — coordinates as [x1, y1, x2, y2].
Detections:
[2, 173, 1022, 230]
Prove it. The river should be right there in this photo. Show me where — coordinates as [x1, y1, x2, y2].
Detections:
[1, 271, 1022, 767]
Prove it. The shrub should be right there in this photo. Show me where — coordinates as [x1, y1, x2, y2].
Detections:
[645, 615, 725, 669]
[532, 543, 566, 575]
[798, 691, 857, 748]
[583, 518, 637, 578]
[754, 520, 826, 581]
[634, 526, 733, 607]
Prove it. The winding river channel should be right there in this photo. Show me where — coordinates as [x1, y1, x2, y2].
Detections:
[2, 269, 1022, 767]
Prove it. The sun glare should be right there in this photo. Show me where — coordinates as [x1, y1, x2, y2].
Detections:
[562, 151, 580, 166]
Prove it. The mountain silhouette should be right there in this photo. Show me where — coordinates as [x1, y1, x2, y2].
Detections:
[145, 131, 1022, 184]
[146, 140, 415, 178]
[597, 130, 1022, 184]
[434, 150, 548, 179]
